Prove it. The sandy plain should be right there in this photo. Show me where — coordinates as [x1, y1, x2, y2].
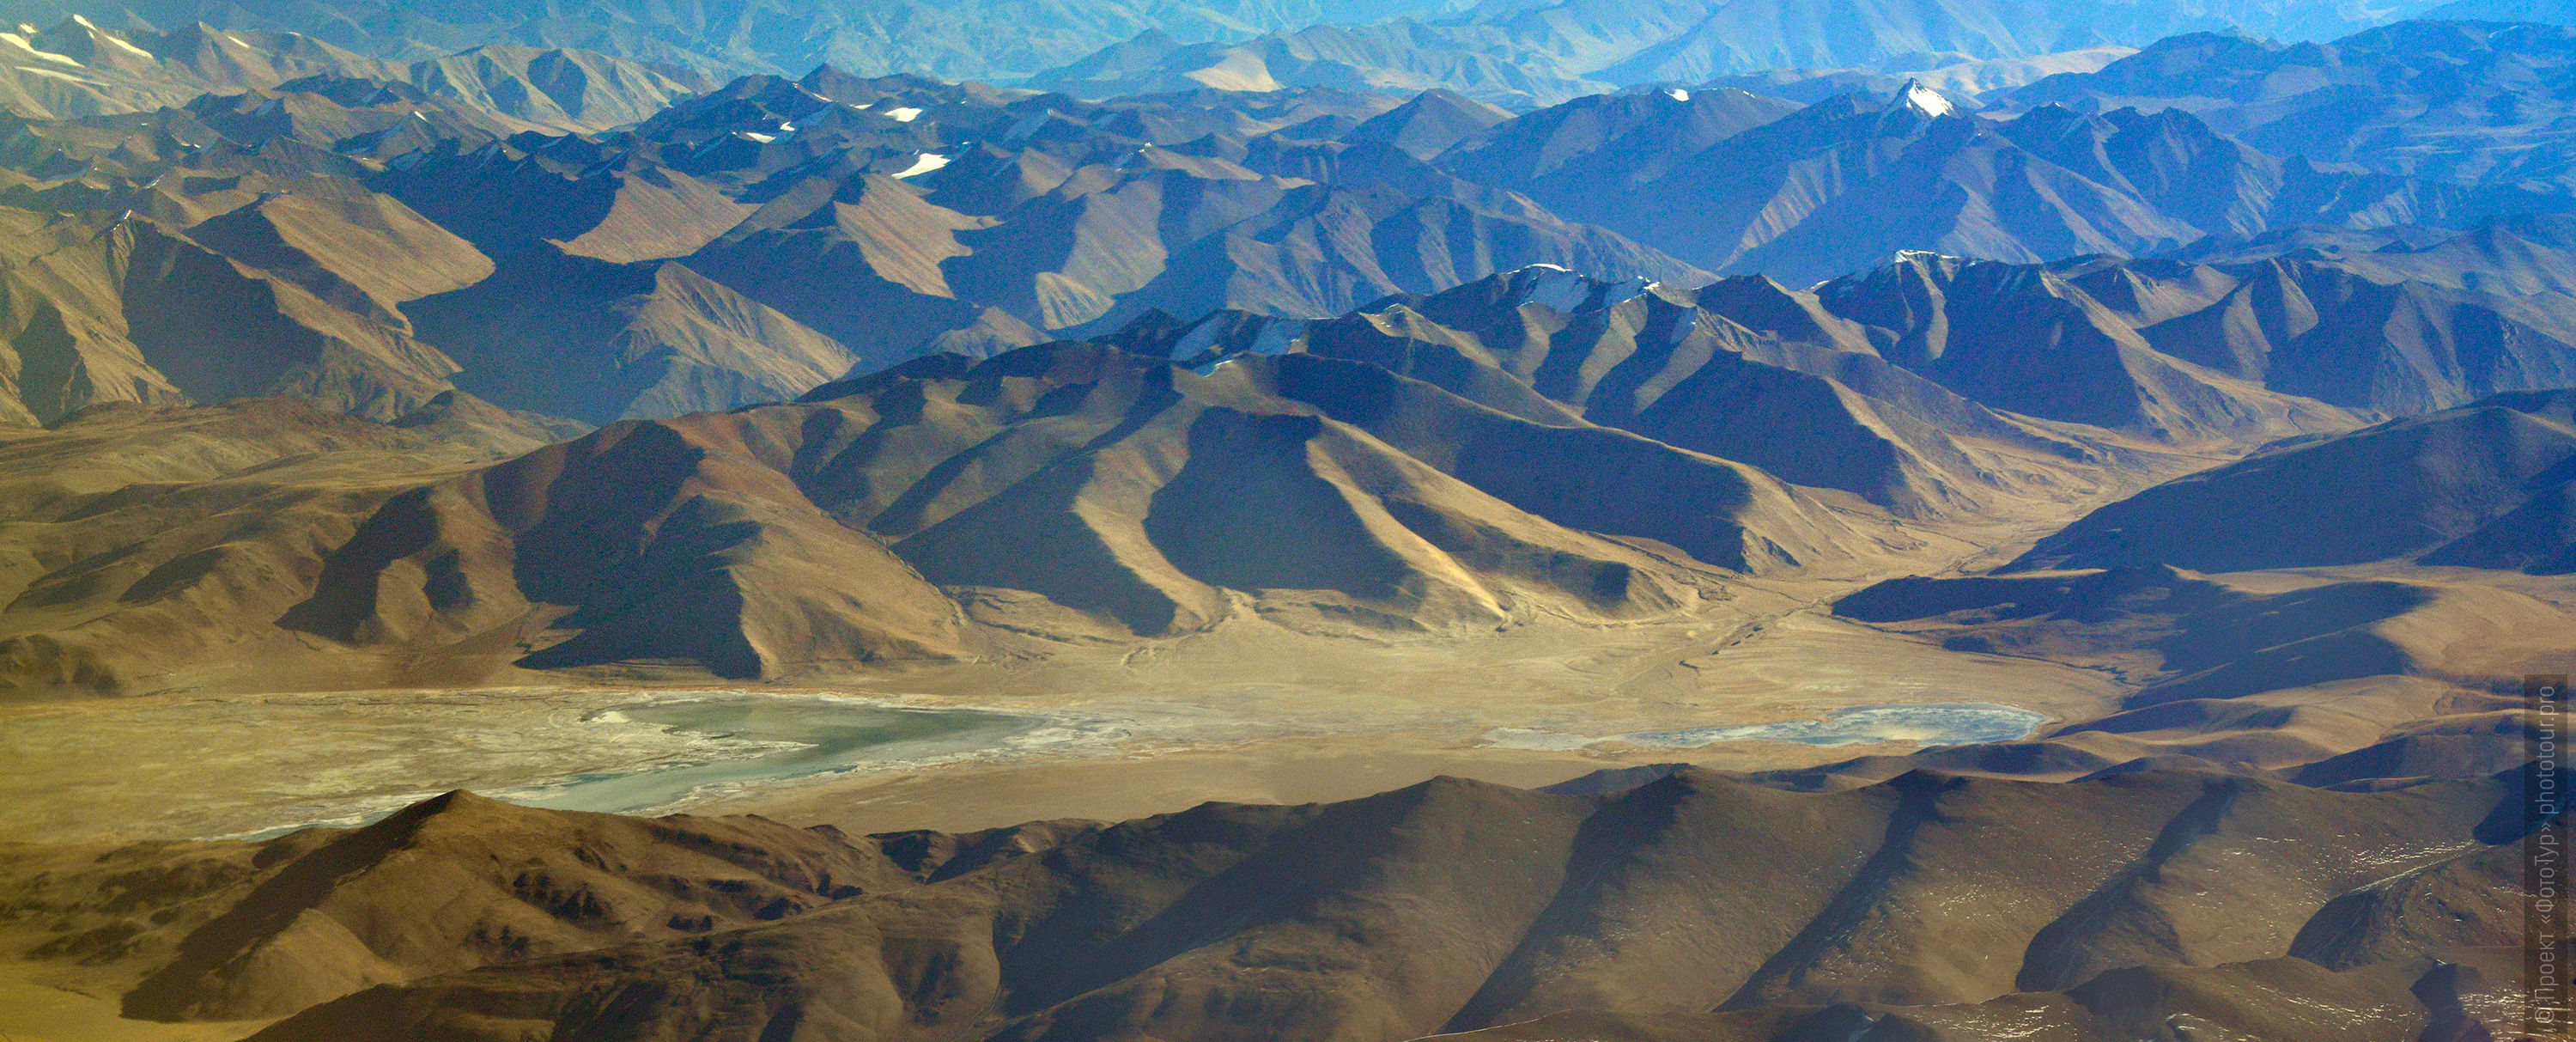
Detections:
[0, 599, 2126, 846]
[0, 517, 2169, 1042]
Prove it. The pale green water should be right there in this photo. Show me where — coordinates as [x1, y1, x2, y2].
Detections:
[498, 697, 1048, 813]
[1625, 703, 2050, 748]
[222, 695, 1051, 839]
[1484, 703, 2052, 753]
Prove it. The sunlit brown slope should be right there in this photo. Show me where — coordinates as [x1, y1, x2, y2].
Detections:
[0, 17, 701, 134]
[2014, 390, 2576, 572]
[119, 790, 922, 1021]
[291, 341, 1863, 681]
[1117, 264, 2343, 521]
[0, 396, 568, 698]
[0, 167, 486, 424]
[1827, 563, 2563, 786]
[8, 765, 2493, 1040]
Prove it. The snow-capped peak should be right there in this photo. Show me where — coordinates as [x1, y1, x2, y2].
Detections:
[1504, 265, 1652, 313]
[1896, 79, 1952, 119]
[1664, 88, 1690, 101]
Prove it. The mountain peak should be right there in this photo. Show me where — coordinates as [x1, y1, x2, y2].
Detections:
[1895, 78, 1954, 118]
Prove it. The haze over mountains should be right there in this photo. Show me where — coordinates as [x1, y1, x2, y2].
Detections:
[7, 4, 2576, 698]
[1, 3, 2573, 1041]
[8, 13, 2576, 430]
[1023, 0, 2437, 107]
[0, 0, 2487, 101]
[2, 0, 1469, 83]
[0, 15, 707, 125]
[2014, 19, 2576, 191]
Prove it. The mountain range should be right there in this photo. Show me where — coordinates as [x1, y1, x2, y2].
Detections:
[1433, 81, 2569, 283]
[0, 0, 2488, 103]
[13, 247, 2576, 696]
[3, 0, 1467, 83]
[3, 7, 2575, 1041]
[9, 15, 2576, 432]
[0, 16, 706, 125]
[2012, 19, 2576, 192]
[1027, 0, 2483, 107]
[0, 764, 2535, 1040]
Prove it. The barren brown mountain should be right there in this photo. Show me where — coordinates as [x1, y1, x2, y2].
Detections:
[0, 765, 2528, 1041]
[2, 12, 2573, 1042]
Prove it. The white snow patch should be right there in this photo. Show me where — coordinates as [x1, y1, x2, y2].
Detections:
[1, 32, 82, 65]
[883, 106, 922, 122]
[12, 64, 101, 84]
[101, 30, 154, 59]
[1898, 78, 1953, 118]
[892, 152, 949, 178]
[1513, 264, 1593, 313]
[1664, 87, 1690, 101]
[738, 131, 775, 143]
[776, 121, 795, 132]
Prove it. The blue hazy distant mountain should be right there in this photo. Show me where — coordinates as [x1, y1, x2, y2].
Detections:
[1030, 0, 2471, 105]
[0, 0, 1478, 81]
[0, 0, 2481, 101]
[2423, 0, 2576, 23]
[2011, 20, 2576, 191]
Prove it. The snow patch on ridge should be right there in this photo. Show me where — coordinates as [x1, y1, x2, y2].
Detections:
[85, 18, 153, 58]
[894, 152, 949, 178]
[13, 64, 100, 84]
[1, 30, 82, 65]
[1664, 88, 1690, 101]
[1515, 265, 1591, 312]
[1505, 264, 1653, 314]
